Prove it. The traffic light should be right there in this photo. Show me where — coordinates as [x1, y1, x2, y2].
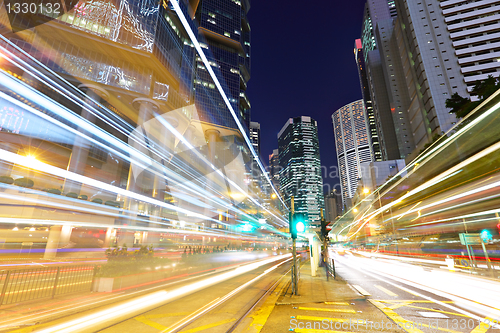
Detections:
[289, 212, 306, 239]
[321, 219, 329, 241]
[481, 229, 493, 242]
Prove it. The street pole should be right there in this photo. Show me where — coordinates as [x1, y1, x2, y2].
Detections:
[321, 208, 328, 280]
[291, 196, 298, 295]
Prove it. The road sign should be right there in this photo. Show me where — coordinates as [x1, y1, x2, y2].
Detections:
[459, 233, 482, 245]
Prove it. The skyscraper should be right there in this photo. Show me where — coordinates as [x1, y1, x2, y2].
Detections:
[332, 100, 373, 207]
[324, 190, 339, 222]
[269, 149, 280, 193]
[194, 0, 251, 130]
[278, 116, 324, 224]
[249, 121, 260, 155]
[360, 0, 402, 161]
[355, 39, 382, 162]
[393, 0, 470, 157]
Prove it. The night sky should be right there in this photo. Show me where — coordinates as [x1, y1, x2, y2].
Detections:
[246, 0, 367, 193]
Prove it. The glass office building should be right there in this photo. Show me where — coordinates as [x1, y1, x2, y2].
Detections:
[193, 0, 251, 131]
[0, 0, 284, 258]
[278, 116, 324, 224]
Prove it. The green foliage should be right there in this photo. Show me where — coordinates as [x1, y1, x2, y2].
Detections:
[92, 198, 103, 204]
[96, 245, 172, 277]
[66, 192, 78, 198]
[418, 133, 443, 155]
[46, 188, 62, 195]
[79, 194, 88, 200]
[14, 177, 34, 188]
[104, 200, 121, 208]
[446, 75, 500, 119]
[0, 176, 14, 184]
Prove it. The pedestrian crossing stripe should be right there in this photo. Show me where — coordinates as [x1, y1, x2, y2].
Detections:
[298, 307, 356, 313]
[324, 302, 349, 306]
[375, 285, 398, 297]
[351, 284, 371, 296]
[295, 315, 350, 323]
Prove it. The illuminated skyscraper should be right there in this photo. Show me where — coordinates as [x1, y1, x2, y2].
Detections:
[354, 38, 381, 162]
[332, 100, 373, 207]
[278, 116, 324, 224]
[194, 0, 251, 130]
[249, 121, 260, 155]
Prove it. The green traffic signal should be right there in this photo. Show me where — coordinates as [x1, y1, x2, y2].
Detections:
[289, 212, 307, 239]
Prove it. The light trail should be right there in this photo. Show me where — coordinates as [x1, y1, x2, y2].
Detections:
[163, 257, 292, 333]
[169, 0, 287, 211]
[0, 38, 288, 230]
[334, 253, 500, 328]
[36, 254, 291, 333]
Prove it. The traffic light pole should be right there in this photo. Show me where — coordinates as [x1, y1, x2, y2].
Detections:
[291, 196, 298, 295]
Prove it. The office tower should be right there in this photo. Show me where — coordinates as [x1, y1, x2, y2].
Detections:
[269, 149, 280, 192]
[359, 159, 406, 191]
[360, 0, 403, 160]
[278, 116, 324, 224]
[249, 121, 260, 155]
[332, 100, 373, 207]
[324, 190, 339, 222]
[392, 0, 471, 156]
[354, 39, 382, 162]
[194, 0, 251, 130]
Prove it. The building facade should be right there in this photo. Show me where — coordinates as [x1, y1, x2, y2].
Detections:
[278, 116, 324, 224]
[269, 149, 280, 191]
[360, 0, 403, 161]
[324, 190, 339, 222]
[355, 39, 382, 162]
[332, 100, 373, 207]
[250, 121, 260, 155]
[194, 0, 251, 130]
[393, 0, 470, 157]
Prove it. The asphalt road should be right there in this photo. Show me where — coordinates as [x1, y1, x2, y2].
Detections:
[332, 250, 500, 333]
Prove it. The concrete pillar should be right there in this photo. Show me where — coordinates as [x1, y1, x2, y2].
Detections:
[204, 129, 220, 229]
[308, 235, 321, 277]
[64, 84, 108, 195]
[103, 227, 115, 248]
[43, 225, 74, 259]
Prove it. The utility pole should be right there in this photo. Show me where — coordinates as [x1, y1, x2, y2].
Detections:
[291, 196, 298, 295]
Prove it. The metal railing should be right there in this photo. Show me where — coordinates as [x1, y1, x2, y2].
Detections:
[0, 265, 96, 305]
[323, 257, 335, 280]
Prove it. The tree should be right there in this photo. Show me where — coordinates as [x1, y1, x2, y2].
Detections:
[446, 75, 500, 119]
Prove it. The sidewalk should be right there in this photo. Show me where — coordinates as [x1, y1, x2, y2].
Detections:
[253, 261, 404, 333]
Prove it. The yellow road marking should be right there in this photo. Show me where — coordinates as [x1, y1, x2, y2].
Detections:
[470, 317, 494, 333]
[296, 315, 350, 323]
[295, 329, 354, 333]
[247, 277, 289, 332]
[179, 318, 235, 333]
[324, 302, 349, 306]
[351, 284, 371, 296]
[390, 301, 412, 310]
[140, 312, 192, 319]
[298, 307, 356, 313]
[404, 304, 470, 318]
[378, 300, 455, 303]
[135, 316, 168, 330]
[375, 285, 398, 297]
[368, 299, 424, 333]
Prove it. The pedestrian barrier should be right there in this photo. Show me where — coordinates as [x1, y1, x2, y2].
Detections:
[0, 264, 96, 305]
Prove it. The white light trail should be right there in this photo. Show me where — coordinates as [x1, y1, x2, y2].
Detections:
[169, 0, 287, 211]
[37, 254, 291, 333]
